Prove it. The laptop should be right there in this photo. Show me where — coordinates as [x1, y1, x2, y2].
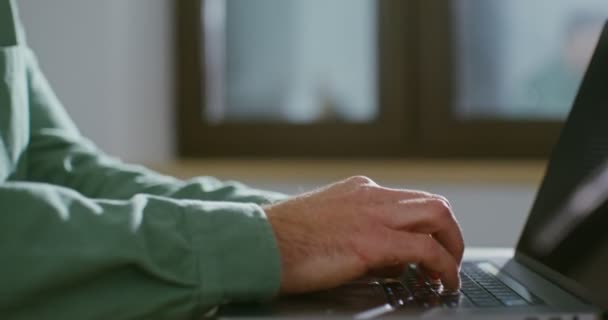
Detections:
[219, 21, 608, 319]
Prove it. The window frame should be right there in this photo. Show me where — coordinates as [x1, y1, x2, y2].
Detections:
[175, 0, 562, 158]
[417, 0, 563, 158]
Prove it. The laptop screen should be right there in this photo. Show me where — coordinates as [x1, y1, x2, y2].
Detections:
[517, 21, 608, 309]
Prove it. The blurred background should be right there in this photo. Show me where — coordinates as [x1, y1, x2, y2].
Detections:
[19, 0, 608, 247]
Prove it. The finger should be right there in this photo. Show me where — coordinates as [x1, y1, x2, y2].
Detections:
[377, 198, 465, 264]
[417, 199, 464, 264]
[410, 234, 460, 290]
[370, 231, 461, 290]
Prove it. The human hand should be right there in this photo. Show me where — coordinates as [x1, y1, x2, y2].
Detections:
[264, 176, 464, 295]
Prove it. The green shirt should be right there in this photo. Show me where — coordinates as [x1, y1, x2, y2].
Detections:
[0, 1, 284, 318]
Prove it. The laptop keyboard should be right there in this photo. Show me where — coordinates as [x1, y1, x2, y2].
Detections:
[380, 262, 543, 309]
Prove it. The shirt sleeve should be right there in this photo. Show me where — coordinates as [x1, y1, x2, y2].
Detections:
[0, 182, 281, 319]
[18, 48, 286, 204]
[2, 47, 284, 317]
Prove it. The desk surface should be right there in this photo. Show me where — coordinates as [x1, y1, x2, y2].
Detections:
[464, 247, 514, 258]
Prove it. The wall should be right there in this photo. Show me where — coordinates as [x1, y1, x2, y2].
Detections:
[18, 0, 174, 162]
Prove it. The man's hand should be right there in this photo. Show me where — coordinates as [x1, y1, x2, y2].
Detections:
[264, 176, 464, 294]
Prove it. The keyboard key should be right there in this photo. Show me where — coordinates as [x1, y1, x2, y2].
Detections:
[382, 280, 415, 307]
[393, 262, 538, 309]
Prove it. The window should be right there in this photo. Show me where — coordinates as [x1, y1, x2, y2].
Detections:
[206, 0, 378, 124]
[452, 0, 606, 120]
[176, 0, 608, 157]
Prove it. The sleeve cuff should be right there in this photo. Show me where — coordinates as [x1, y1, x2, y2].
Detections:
[186, 201, 281, 305]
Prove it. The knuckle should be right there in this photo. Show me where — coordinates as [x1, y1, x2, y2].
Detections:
[346, 175, 375, 186]
[427, 199, 453, 220]
[433, 194, 451, 206]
